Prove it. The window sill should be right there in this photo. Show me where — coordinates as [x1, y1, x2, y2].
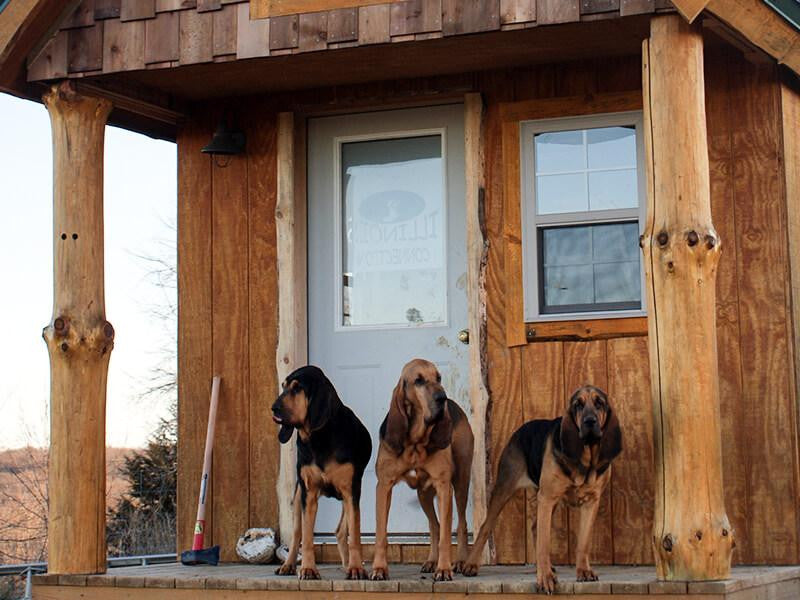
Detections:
[524, 316, 648, 342]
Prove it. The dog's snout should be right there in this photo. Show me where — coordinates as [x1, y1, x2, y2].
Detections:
[582, 415, 597, 426]
[434, 390, 447, 403]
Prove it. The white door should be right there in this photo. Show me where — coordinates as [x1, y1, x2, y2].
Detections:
[308, 104, 470, 535]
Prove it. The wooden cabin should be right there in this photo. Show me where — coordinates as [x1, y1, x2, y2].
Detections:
[2, 0, 800, 598]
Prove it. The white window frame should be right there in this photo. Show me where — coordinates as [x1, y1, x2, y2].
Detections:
[521, 110, 647, 322]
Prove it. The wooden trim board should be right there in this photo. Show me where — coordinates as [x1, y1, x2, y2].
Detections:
[499, 91, 644, 348]
[526, 317, 648, 342]
[251, 0, 384, 19]
[464, 92, 491, 562]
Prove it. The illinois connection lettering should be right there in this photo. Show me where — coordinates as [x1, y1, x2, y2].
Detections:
[351, 212, 441, 270]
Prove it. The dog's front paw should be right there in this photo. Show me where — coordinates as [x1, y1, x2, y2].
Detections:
[461, 562, 479, 577]
[370, 566, 389, 580]
[433, 568, 453, 582]
[420, 561, 435, 573]
[576, 568, 598, 582]
[298, 567, 320, 580]
[452, 560, 466, 574]
[536, 568, 558, 594]
[275, 563, 296, 576]
[345, 566, 368, 580]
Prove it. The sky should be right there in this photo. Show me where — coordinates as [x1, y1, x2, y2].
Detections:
[0, 92, 177, 449]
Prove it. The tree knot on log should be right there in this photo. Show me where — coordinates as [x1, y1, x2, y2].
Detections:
[662, 534, 674, 552]
[43, 317, 115, 358]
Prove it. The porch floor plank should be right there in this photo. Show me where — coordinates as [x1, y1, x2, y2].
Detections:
[33, 563, 800, 599]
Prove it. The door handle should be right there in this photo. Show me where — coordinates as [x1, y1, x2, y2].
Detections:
[458, 329, 469, 345]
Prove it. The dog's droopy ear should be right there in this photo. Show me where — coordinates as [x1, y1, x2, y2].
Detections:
[560, 391, 584, 461]
[383, 379, 409, 455]
[278, 424, 294, 444]
[426, 401, 453, 452]
[598, 407, 622, 465]
[306, 378, 343, 433]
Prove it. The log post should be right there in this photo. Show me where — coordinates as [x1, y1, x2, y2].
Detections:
[641, 15, 733, 581]
[42, 81, 113, 575]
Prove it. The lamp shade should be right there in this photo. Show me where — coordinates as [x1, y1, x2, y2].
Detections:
[202, 121, 246, 155]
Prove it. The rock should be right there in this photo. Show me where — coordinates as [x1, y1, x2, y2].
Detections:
[236, 528, 276, 564]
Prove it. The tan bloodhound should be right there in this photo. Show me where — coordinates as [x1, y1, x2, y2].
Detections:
[370, 359, 474, 582]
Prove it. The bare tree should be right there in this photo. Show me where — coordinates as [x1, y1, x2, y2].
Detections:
[106, 223, 178, 556]
[0, 445, 48, 564]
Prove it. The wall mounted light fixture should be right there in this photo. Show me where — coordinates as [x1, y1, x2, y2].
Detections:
[202, 120, 246, 166]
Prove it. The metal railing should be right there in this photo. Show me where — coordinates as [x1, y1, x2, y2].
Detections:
[0, 554, 177, 600]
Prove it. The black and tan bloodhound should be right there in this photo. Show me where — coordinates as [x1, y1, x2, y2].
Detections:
[272, 365, 372, 580]
[370, 358, 474, 582]
[462, 385, 622, 594]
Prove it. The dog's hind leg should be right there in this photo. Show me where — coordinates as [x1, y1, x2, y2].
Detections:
[335, 506, 349, 570]
[417, 486, 440, 573]
[276, 485, 303, 575]
[462, 441, 530, 577]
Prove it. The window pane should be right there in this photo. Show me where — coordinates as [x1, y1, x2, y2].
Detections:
[536, 173, 587, 214]
[542, 225, 591, 266]
[592, 222, 640, 262]
[587, 126, 636, 170]
[543, 265, 594, 307]
[588, 168, 638, 211]
[535, 130, 585, 173]
[341, 135, 446, 327]
[594, 261, 641, 304]
[539, 222, 641, 313]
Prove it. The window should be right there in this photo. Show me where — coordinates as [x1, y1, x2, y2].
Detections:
[336, 131, 448, 329]
[521, 112, 646, 321]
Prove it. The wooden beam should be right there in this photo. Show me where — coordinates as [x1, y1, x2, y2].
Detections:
[464, 92, 490, 563]
[275, 111, 307, 544]
[42, 81, 113, 575]
[641, 15, 733, 581]
[73, 82, 184, 127]
[704, 0, 800, 75]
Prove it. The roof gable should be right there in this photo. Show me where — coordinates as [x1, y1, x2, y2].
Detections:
[0, 0, 74, 92]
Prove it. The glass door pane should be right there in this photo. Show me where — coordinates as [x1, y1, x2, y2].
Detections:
[340, 134, 446, 328]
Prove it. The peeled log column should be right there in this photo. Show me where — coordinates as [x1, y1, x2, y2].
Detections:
[43, 82, 113, 575]
[641, 15, 733, 581]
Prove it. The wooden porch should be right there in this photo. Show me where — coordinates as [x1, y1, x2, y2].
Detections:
[33, 563, 800, 599]
[2, 0, 800, 593]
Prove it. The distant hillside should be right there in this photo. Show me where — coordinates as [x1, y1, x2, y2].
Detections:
[0, 446, 138, 564]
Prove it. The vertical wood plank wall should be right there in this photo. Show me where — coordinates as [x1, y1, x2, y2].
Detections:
[177, 45, 800, 565]
[177, 107, 280, 561]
